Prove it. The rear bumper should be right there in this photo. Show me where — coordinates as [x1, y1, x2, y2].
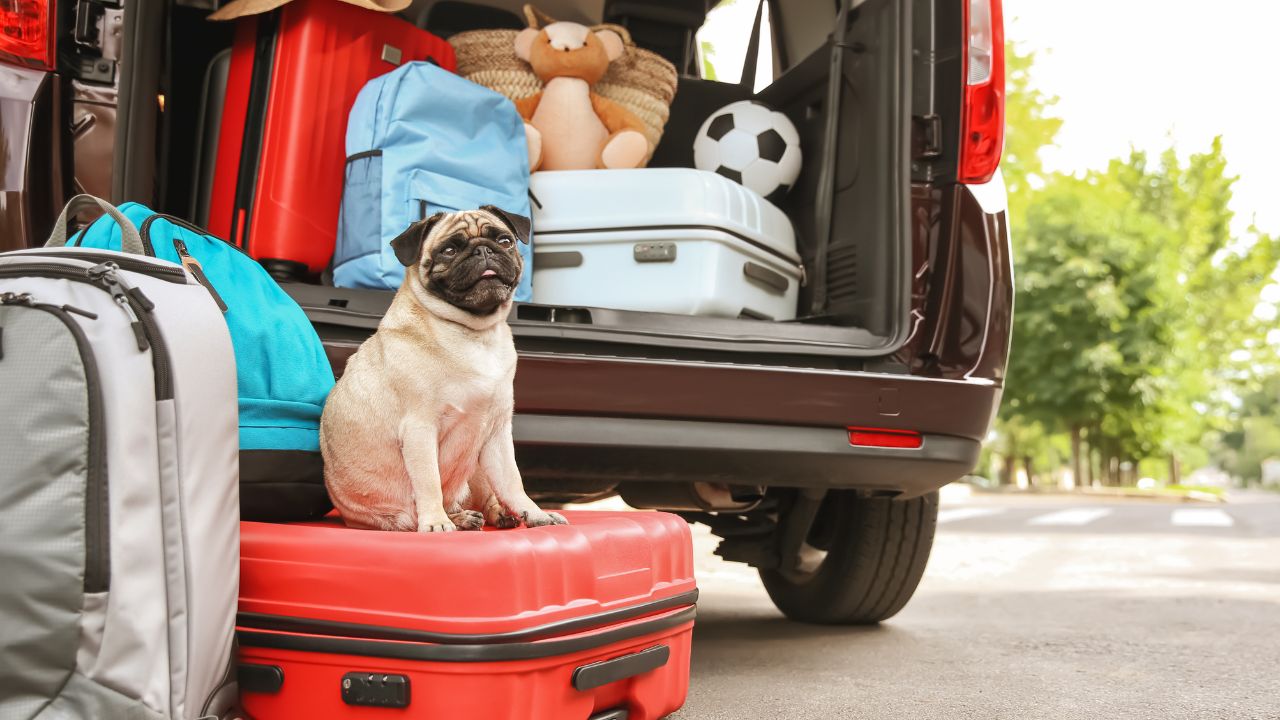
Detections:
[514, 414, 982, 498]
[318, 337, 998, 497]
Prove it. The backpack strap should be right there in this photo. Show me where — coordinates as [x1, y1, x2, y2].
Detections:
[45, 194, 146, 256]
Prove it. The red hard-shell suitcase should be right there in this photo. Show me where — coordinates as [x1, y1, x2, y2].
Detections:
[208, 0, 455, 280]
[236, 510, 697, 719]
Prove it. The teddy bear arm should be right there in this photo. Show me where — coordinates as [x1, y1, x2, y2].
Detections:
[513, 93, 543, 121]
[590, 93, 646, 135]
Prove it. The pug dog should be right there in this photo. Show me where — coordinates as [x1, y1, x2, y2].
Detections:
[320, 207, 567, 532]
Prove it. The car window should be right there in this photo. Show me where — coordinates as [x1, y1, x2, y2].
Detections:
[696, 0, 776, 91]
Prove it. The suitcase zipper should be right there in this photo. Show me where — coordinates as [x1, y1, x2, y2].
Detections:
[0, 262, 174, 400]
[173, 239, 229, 312]
[0, 294, 110, 592]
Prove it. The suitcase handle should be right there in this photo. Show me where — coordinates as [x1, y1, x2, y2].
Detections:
[571, 644, 670, 691]
[46, 194, 146, 256]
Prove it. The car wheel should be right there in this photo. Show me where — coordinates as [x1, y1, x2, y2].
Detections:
[759, 490, 938, 624]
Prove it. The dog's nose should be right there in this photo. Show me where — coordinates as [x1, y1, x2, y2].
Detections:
[474, 245, 492, 259]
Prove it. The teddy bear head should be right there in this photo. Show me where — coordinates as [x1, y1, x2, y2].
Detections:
[515, 21, 626, 86]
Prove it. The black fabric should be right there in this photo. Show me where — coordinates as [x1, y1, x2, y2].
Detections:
[649, 78, 754, 169]
[603, 0, 711, 75]
[420, 2, 524, 38]
[739, 0, 764, 86]
[240, 449, 332, 522]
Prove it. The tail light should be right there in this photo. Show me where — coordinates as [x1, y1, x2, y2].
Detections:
[848, 427, 924, 449]
[0, 0, 55, 70]
[958, 0, 1004, 184]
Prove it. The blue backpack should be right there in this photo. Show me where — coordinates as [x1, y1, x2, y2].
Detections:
[73, 204, 336, 521]
[334, 61, 533, 292]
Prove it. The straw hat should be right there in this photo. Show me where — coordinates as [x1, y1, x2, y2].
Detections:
[209, 0, 410, 21]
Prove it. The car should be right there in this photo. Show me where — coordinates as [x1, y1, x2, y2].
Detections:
[0, 0, 1011, 624]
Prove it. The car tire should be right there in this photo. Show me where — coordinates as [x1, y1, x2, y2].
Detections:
[759, 490, 938, 625]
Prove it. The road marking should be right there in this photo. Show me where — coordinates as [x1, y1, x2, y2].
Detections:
[1027, 508, 1114, 526]
[937, 507, 1005, 524]
[1170, 508, 1234, 527]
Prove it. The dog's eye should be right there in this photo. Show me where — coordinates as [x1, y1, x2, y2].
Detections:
[497, 235, 514, 247]
[440, 246, 457, 257]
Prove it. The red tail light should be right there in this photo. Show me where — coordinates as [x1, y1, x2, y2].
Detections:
[0, 0, 55, 70]
[958, 0, 1004, 184]
[848, 427, 924, 449]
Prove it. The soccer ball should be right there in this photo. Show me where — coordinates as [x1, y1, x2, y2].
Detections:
[693, 100, 802, 205]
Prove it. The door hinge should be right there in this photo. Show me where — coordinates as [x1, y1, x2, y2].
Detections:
[68, 0, 121, 83]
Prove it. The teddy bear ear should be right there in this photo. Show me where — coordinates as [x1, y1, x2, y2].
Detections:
[515, 27, 539, 61]
[594, 29, 625, 61]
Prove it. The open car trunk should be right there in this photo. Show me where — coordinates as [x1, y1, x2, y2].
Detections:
[136, 0, 930, 362]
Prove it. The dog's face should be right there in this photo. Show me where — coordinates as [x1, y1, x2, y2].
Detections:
[390, 206, 530, 316]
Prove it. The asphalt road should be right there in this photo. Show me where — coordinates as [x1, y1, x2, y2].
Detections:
[669, 489, 1280, 720]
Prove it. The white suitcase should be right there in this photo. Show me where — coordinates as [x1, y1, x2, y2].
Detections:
[529, 169, 803, 321]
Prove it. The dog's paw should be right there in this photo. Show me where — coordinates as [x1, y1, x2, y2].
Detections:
[495, 512, 522, 529]
[449, 509, 485, 531]
[418, 520, 457, 533]
[522, 510, 569, 528]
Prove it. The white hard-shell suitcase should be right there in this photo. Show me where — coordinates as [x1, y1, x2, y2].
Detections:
[529, 169, 803, 321]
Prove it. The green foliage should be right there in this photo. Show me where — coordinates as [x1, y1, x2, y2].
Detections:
[995, 42, 1280, 485]
[1002, 42, 1063, 228]
[1213, 376, 1280, 483]
[700, 40, 718, 81]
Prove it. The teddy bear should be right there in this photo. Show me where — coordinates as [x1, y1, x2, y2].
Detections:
[513, 17, 650, 171]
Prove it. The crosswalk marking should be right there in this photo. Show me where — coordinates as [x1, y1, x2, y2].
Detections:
[1170, 508, 1234, 527]
[1027, 508, 1114, 526]
[937, 507, 1006, 525]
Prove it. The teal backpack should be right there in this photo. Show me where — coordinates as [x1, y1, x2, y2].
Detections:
[73, 202, 336, 521]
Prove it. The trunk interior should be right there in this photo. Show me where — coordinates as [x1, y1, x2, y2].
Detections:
[145, 0, 936, 361]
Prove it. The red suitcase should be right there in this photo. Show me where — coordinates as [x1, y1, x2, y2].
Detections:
[236, 510, 697, 719]
[208, 0, 455, 280]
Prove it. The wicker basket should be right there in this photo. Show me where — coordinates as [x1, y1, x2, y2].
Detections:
[449, 17, 678, 158]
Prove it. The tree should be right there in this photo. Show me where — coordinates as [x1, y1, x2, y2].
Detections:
[1001, 42, 1064, 229]
[986, 42, 1065, 483]
[1003, 139, 1280, 484]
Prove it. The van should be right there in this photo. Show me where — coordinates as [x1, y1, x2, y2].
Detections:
[0, 0, 1011, 623]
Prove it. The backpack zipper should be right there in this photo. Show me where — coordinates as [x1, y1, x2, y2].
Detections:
[139, 212, 252, 257]
[19, 250, 188, 282]
[173, 239, 229, 312]
[87, 262, 152, 352]
[0, 262, 173, 400]
[0, 294, 110, 592]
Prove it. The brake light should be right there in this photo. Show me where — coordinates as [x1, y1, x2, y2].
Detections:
[0, 0, 55, 70]
[848, 427, 923, 449]
[958, 0, 1004, 184]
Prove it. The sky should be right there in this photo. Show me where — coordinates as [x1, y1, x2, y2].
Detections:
[701, 0, 1280, 236]
[1009, 0, 1280, 236]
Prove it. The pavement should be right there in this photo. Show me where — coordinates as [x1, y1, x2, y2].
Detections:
[667, 488, 1280, 720]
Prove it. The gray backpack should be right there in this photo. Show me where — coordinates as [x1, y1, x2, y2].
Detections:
[0, 196, 241, 719]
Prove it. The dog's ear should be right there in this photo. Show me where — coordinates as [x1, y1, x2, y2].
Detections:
[390, 213, 445, 267]
[481, 205, 531, 245]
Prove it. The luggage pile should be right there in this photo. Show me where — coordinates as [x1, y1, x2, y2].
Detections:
[0, 202, 698, 720]
[0, 0, 819, 716]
